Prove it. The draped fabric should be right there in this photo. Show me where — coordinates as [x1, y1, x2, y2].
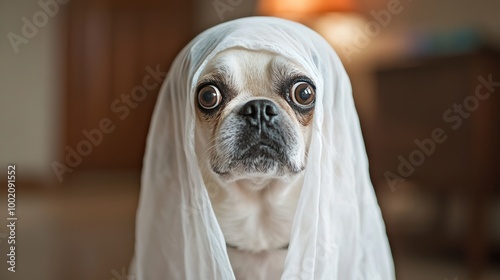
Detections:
[132, 16, 395, 280]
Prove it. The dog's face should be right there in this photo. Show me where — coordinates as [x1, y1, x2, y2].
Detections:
[194, 48, 315, 186]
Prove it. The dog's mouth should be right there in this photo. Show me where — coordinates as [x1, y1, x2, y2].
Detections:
[232, 130, 290, 169]
[237, 140, 281, 160]
[212, 135, 303, 179]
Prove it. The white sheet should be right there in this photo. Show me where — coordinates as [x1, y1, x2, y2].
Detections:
[132, 16, 395, 280]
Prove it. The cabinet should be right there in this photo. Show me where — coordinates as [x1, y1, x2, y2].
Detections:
[369, 49, 500, 278]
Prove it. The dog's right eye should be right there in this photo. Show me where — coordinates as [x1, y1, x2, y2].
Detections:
[198, 85, 222, 110]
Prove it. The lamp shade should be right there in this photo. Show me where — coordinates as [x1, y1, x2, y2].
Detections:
[259, 0, 358, 18]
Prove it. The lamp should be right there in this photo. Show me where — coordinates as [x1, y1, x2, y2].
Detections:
[259, 0, 358, 20]
[258, 0, 367, 64]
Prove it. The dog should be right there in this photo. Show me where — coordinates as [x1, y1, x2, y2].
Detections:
[194, 47, 316, 279]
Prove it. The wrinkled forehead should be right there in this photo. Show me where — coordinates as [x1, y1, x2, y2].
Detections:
[186, 18, 329, 94]
[196, 47, 311, 86]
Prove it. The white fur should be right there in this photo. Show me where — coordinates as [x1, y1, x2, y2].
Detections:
[195, 49, 312, 279]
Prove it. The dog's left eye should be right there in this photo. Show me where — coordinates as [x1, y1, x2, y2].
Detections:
[290, 82, 315, 107]
[198, 85, 222, 110]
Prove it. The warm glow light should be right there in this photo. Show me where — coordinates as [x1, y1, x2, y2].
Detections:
[258, 0, 367, 63]
[313, 12, 366, 44]
[259, 0, 358, 18]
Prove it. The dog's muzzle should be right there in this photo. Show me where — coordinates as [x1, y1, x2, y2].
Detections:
[236, 99, 287, 162]
[212, 99, 302, 176]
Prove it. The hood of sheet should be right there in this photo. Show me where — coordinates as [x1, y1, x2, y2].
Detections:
[133, 16, 395, 280]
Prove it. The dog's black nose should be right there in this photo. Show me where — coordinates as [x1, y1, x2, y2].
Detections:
[239, 99, 278, 127]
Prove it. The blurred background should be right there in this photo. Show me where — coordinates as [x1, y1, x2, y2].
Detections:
[0, 0, 499, 279]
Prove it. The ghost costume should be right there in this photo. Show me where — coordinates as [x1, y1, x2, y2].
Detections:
[132, 17, 395, 280]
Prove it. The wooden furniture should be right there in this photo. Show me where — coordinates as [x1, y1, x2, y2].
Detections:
[368, 49, 500, 279]
[62, 0, 194, 171]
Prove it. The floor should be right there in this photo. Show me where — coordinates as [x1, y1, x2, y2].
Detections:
[0, 174, 498, 280]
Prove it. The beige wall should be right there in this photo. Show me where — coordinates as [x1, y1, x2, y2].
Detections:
[0, 0, 62, 179]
